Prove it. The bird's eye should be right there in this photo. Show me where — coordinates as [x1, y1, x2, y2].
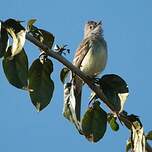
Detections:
[89, 25, 93, 29]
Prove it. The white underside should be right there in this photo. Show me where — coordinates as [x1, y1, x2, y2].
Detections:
[80, 43, 107, 76]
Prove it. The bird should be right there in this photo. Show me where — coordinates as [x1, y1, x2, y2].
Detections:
[71, 20, 108, 123]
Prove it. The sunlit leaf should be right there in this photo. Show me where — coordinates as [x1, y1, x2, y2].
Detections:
[4, 19, 25, 33]
[107, 114, 119, 131]
[60, 67, 70, 84]
[2, 47, 28, 89]
[28, 24, 54, 49]
[100, 74, 129, 113]
[27, 19, 37, 31]
[4, 18, 26, 57]
[0, 22, 9, 58]
[81, 101, 107, 142]
[63, 82, 82, 132]
[125, 114, 145, 152]
[29, 58, 54, 111]
[131, 125, 145, 152]
[126, 139, 131, 152]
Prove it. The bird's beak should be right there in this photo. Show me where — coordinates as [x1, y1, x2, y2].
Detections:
[97, 21, 102, 26]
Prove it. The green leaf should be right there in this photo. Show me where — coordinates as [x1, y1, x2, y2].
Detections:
[81, 101, 107, 142]
[146, 130, 152, 141]
[38, 29, 54, 49]
[2, 47, 28, 89]
[122, 113, 141, 130]
[107, 114, 119, 131]
[129, 114, 142, 129]
[27, 19, 37, 31]
[0, 22, 9, 58]
[60, 67, 70, 84]
[63, 82, 75, 122]
[124, 113, 144, 152]
[29, 58, 54, 111]
[4, 18, 25, 33]
[63, 82, 82, 132]
[126, 140, 131, 152]
[100, 74, 129, 113]
[131, 121, 144, 152]
[28, 24, 54, 49]
[4, 18, 26, 57]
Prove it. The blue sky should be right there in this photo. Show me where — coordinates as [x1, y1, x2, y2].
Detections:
[0, 0, 152, 151]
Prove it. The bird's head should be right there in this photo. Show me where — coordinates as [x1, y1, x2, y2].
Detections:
[84, 20, 102, 38]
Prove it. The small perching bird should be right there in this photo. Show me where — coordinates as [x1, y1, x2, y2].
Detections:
[72, 21, 108, 121]
[64, 20, 108, 128]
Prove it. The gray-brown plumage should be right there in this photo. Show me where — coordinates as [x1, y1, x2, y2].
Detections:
[72, 21, 108, 122]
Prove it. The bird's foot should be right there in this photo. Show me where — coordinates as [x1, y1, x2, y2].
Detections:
[92, 77, 101, 84]
[86, 76, 101, 84]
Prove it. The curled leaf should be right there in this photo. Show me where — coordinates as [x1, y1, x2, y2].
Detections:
[126, 139, 131, 152]
[126, 114, 145, 152]
[4, 18, 26, 57]
[28, 24, 54, 49]
[27, 19, 37, 31]
[81, 101, 107, 142]
[60, 67, 70, 84]
[131, 125, 145, 152]
[63, 82, 82, 132]
[100, 74, 129, 113]
[29, 58, 54, 111]
[63, 83, 74, 122]
[10, 29, 26, 57]
[0, 22, 9, 58]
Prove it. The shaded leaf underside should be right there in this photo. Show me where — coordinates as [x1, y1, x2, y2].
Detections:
[29, 58, 54, 111]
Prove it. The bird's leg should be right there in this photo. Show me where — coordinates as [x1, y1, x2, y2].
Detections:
[86, 75, 101, 85]
[92, 77, 101, 84]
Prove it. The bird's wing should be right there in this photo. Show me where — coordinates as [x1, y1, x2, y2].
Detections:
[64, 37, 91, 124]
[73, 37, 90, 68]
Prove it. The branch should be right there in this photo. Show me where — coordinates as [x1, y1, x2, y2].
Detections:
[25, 33, 146, 124]
[26, 33, 114, 112]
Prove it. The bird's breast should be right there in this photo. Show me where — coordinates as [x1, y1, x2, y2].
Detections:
[80, 40, 107, 76]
